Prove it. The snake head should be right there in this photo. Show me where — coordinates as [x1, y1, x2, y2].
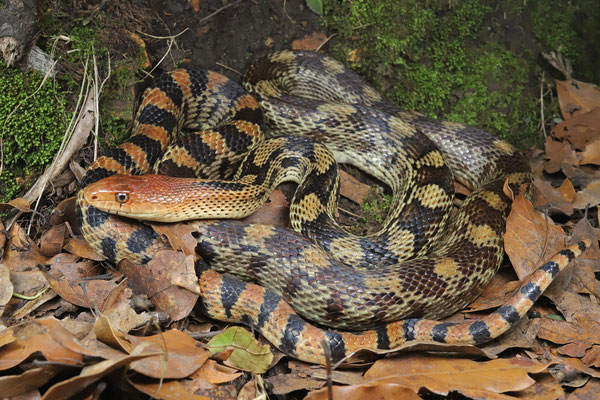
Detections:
[82, 174, 155, 218]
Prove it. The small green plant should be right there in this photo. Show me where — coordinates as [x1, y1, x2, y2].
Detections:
[0, 61, 69, 201]
[361, 193, 393, 224]
[306, 0, 323, 15]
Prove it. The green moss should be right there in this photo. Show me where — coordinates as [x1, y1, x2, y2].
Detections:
[0, 61, 69, 201]
[361, 193, 393, 225]
[323, 0, 597, 148]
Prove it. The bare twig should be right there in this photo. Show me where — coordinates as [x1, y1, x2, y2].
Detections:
[137, 28, 189, 77]
[315, 33, 337, 53]
[320, 339, 334, 400]
[215, 62, 243, 76]
[197, 0, 243, 25]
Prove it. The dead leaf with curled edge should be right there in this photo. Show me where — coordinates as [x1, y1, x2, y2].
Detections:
[3, 223, 48, 272]
[504, 191, 568, 280]
[0, 318, 94, 371]
[0, 197, 31, 213]
[557, 177, 576, 202]
[42, 351, 159, 400]
[63, 237, 105, 261]
[544, 137, 579, 174]
[0, 264, 13, 308]
[556, 80, 600, 119]
[306, 382, 421, 400]
[240, 189, 289, 227]
[126, 329, 209, 379]
[0, 365, 63, 399]
[551, 108, 600, 150]
[573, 180, 600, 209]
[190, 359, 242, 385]
[363, 354, 549, 399]
[118, 250, 199, 321]
[533, 178, 574, 216]
[43, 272, 119, 308]
[40, 223, 68, 257]
[580, 134, 600, 165]
[128, 376, 236, 400]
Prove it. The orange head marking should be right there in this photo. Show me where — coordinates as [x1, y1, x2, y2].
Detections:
[83, 175, 153, 214]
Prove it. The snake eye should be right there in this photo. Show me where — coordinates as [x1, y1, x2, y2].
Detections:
[115, 193, 129, 203]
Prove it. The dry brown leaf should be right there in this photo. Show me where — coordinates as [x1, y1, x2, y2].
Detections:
[480, 317, 542, 356]
[151, 222, 198, 257]
[43, 272, 119, 308]
[582, 346, 600, 368]
[240, 189, 289, 227]
[558, 342, 591, 358]
[49, 197, 78, 233]
[504, 191, 568, 280]
[237, 377, 260, 400]
[97, 279, 150, 333]
[513, 373, 565, 400]
[363, 354, 548, 398]
[0, 219, 5, 252]
[190, 359, 242, 384]
[39, 224, 67, 257]
[466, 269, 520, 312]
[566, 378, 600, 400]
[289, 360, 364, 385]
[339, 169, 371, 205]
[538, 318, 600, 346]
[127, 329, 209, 379]
[3, 224, 48, 272]
[306, 383, 421, 400]
[558, 178, 577, 202]
[118, 250, 199, 321]
[563, 358, 600, 379]
[188, 0, 201, 12]
[0, 197, 31, 212]
[544, 137, 579, 173]
[573, 180, 600, 209]
[0, 365, 63, 398]
[94, 312, 134, 353]
[0, 263, 13, 308]
[49, 256, 100, 280]
[10, 270, 47, 297]
[556, 80, 600, 119]
[551, 108, 600, 150]
[266, 374, 325, 395]
[580, 135, 600, 165]
[0, 319, 92, 371]
[128, 375, 234, 400]
[63, 237, 105, 261]
[291, 32, 328, 51]
[42, 352, 159, 400]
[533, 178, 574, 216]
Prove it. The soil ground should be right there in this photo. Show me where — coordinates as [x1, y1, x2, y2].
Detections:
[146, 0, 323, 80]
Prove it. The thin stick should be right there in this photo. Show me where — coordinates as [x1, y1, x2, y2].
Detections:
[338, 207, 362, 219]
[215, 62, 243, 76]
[197, 0, 243, 25]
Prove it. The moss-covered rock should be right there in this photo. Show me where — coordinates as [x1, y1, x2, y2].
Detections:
[0, 61, 69, 201]
[323, 0, 599, 147]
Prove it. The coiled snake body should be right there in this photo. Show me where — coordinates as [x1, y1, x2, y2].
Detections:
[79, 51, 589, 364]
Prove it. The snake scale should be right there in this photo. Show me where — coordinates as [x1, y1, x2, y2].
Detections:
[78, 50, 590, 364]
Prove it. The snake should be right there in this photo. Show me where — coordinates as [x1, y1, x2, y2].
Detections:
[77, 50, 590, 364]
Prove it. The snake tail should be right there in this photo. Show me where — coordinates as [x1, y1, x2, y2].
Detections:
[199, 239, 590, 364]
